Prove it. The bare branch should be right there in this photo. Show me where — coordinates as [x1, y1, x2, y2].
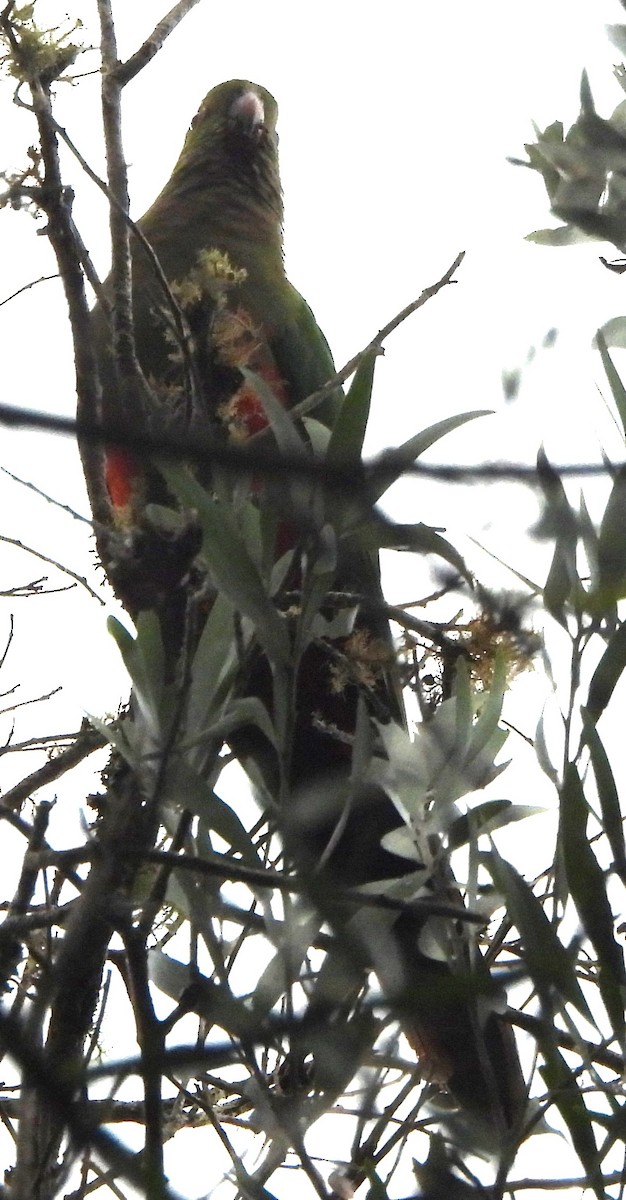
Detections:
[111, 0, 204, 88]
[0, 273, 59, 307]
[0, 466, 91, 526]
[290, 251, 466, 422]
[0, 534, 105, 604]
[0, 395, 618, 483]
[0, 686, 61, 718]
[0, 1006, 182, 1199]
[0, 801, 51, 991]
[97, 0, 140, 390]
[0, 722, 106, 812]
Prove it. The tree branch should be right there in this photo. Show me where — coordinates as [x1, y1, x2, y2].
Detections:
[111, 0, 204, 88]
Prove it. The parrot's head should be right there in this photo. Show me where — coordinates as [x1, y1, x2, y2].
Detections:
[196, 79, 279, 147]
[173, 80, 282, 221]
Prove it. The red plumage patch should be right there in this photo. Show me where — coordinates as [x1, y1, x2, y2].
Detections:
[105, 448, 140, 513]
[228, 386, 270, 437]
[219, 362, 289, 440]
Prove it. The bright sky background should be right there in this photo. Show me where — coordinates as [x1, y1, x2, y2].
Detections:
[1, 0, 624, 721]
[1, 2, 626, 1196]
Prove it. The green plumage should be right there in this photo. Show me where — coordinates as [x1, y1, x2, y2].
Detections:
[80, 80, 525, 1139]
[81, 80, 345, 620]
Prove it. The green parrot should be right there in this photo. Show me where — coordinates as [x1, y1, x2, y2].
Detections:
[81, 80, 525, 1137]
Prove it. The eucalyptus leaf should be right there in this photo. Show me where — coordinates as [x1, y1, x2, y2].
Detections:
[560, 762, 626, 1041]
[582, 711, 626, 878]
[373, 672, 509, 833]
[85, 711, 135, 766]
[525, 226, 592, 246]
[186, 592, 238, 741]
[540, 1044, 604, 1200]
[240, 366, 308, 460]
[369, 410, 491, 503]
[596, 465, 626, 602]
[361, 519, 472, 582]
[488, 849, 593, 1022]
[248, 907, 322, 1017]
[326, 348, 376, 468]
[448, 801, 543, 850]
[160, 464, 289, 664]
[536, 448, 579, 625]
[107, 612, 164, 743]
[586, 619, 626, 722]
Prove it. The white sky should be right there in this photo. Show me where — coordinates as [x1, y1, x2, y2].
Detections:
[1, 0, 624, 720]
[1, 2, 626, 1196]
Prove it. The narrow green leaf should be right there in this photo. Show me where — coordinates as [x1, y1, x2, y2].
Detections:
[301, 416, 331, 456]
[186, 593, 237, 740]
[249, 907, 321, 1017]
[543, 542, 572, 626]
[351, 693, 374, 783]
[326, 348, 376, 468]
[363, 519, 472, 582]
[468, 651, 507, 762]
[161, 763, 263, 865]
[577, 493, 600, 591]
[560, 762, 626, 1040]
[582, 711, 626, 877]
[182, 695, 277, 757]
[161, 464, 289, 664]
[369, 410, 491, 502]
[107, 612, 164, 740]
[586, 619, 626, 722]
[534, 711, 559, 785]
[148, 953, 255, 1039]
[597, 316, 626, 352]
[452, 659, 473, 760]
[537, 448, 579, 625]
[488, 849, 593, 1021]
[448, 801, 542, 849]
[85, 711, 135, 766]
[597, 465, 626, 601]
[579, 69, 595, 115]
[540, 1043, 604, 1200]
[596, 329, 626, 438]
[525, 226, 590, 246]
[607, 25, 626, 58]
[241, 366, 308, 460]
[147, 947, 190, 1000]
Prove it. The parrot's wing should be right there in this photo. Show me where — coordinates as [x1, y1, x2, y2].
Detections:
[268, 284, 343, 425]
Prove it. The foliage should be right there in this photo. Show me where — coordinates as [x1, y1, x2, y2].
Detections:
[2, 5, 626, 1200]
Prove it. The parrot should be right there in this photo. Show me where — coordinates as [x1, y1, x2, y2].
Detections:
[80, 79, 526, 1138]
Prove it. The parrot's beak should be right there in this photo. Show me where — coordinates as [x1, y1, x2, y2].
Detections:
[230, 89, 265, 138]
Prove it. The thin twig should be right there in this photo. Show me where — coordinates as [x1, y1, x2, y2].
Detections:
[111, 0, 204, 88]
[47, 112, 195, 355]
[0, 729, 93, 754]
[508, 1007, 624, 1075]
[121, 925, 165, 1184]
[0, 722, 106, 812]
[0, 534, 104, 603]
[0, 396, 617, 483]
[0, 802, 52, 991]
[0, 273, 60, 307]
[0, 687, 61, 718]
[26, 844, 490, 923]
[0, 902, 75, 935]
[289, 251, 466, 422]
[0, 1006, 183, 1199]
[98, 0, 140, 392]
